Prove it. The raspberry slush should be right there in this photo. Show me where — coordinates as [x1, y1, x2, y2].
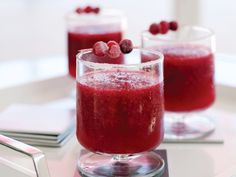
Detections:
[77, 71, 164, 154]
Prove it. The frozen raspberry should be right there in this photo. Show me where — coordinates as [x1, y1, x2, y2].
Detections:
[160, 21, 169, 34]
[93, 41, 108, 57]
[169, 21, 178, 31]
[107, 42, 121, 58]
[119, 39, 133, 54]
[84, 6, 93, 13]
[93, 7, 100, 14]
[149, 23, 160, 35]
[75, 7, 83, 14]
[107, 41, 118, 48]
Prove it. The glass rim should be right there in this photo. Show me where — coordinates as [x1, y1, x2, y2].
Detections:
[76, 47, 164, 69]
[142, 25, 215, 43]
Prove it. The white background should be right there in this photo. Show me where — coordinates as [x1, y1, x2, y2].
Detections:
[0, 0, 235, 61]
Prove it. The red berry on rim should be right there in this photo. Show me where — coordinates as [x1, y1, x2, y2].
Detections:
[107, 40, 118, 48]
[93, 41, 108, 57]
[107, 42, 121, 58]
[93, 7, 100, 14]
[84, 6, 93, 13]
[75, 7, 83, 14]
[160, 21, 169, 34]
[149, 23, 160, 35]
[169, 21, 178, 31]
[119, 39, 133, 54]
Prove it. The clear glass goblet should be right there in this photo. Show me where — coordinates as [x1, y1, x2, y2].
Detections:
[76, 48, 165, 176]
[142, 25, 216, 140]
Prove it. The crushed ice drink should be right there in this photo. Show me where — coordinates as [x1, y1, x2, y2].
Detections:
[77, 71, 164, 154]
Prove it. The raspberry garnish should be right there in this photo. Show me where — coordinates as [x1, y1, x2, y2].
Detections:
[119, 39, 133, 54]
[93, 7, 100, 14]
[75, 6, 100, 14]
[84, 6, 93, 13]
[149, 23, 160, 35]
[149, 20, 178, 35]
[159, 21, 169, 34]
[169, 21, 178, 31]
[92, 39, 133, 57]
[107, 41, 118, 48]
[107, 41, 121, 58]
[75, 7, 83, 14]
[93, 41, 109, 57]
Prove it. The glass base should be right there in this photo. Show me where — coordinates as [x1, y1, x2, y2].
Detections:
[78, 151, 165, 177]
[164, 113, 215, 140]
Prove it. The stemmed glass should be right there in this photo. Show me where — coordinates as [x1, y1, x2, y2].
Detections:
[142, 25, 216, 140]
[76, 48, 165, 176]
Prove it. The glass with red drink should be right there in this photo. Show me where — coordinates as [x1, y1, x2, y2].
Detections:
[66, 9, 126, 78]
[76, 48, 164, 176]
[142, 25, 216, 140]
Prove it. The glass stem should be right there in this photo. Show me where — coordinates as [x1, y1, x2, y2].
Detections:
[176, 114, 186, 123]
[172, 113, 188, 130]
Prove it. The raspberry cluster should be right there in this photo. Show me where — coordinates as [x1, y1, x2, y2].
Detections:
[93, 39, 133, 58]
[149, 21, 178, 35]
[75, 6, 100, 14]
